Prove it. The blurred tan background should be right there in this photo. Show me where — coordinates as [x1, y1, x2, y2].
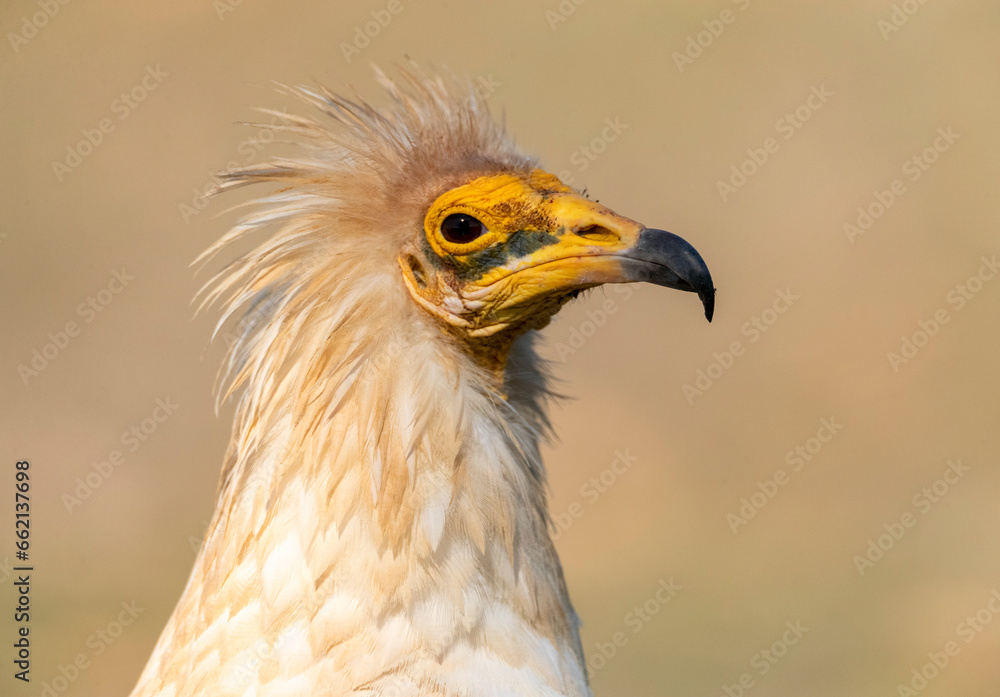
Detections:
[3, 1, 1000, 696]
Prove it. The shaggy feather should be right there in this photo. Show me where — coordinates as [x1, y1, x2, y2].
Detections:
[130, 67, 591, 697]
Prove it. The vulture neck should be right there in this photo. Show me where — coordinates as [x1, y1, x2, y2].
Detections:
[138, 312, 592, 696]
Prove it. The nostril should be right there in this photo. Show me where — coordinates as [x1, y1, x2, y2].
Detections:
[575, 225, 618, 242]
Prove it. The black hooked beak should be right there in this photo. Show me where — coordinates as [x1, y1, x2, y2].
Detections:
[618, 228, 716, 321]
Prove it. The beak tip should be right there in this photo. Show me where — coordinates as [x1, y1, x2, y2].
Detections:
[627, 228, 715, 322]
[701, 289, 715, 322]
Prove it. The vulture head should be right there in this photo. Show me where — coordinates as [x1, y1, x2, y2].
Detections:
[397, 166, 714, 352]
[132, 66, 715, 697]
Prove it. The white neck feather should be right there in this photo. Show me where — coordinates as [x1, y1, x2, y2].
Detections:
[132, 272, 591, 697]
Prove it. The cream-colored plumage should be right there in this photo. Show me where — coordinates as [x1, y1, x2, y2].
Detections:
[130, 66, 714, 697]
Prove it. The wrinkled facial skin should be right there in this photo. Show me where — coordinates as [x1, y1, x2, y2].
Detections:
[399, 169, 715, 347]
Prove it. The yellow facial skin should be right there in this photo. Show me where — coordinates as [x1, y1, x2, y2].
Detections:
[400, 169, 650, 338]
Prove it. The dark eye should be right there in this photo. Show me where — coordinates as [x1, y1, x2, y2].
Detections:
[441, 213, 487, 244]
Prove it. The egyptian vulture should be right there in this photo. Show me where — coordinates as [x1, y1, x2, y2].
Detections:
[130, 67, 714, 697]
